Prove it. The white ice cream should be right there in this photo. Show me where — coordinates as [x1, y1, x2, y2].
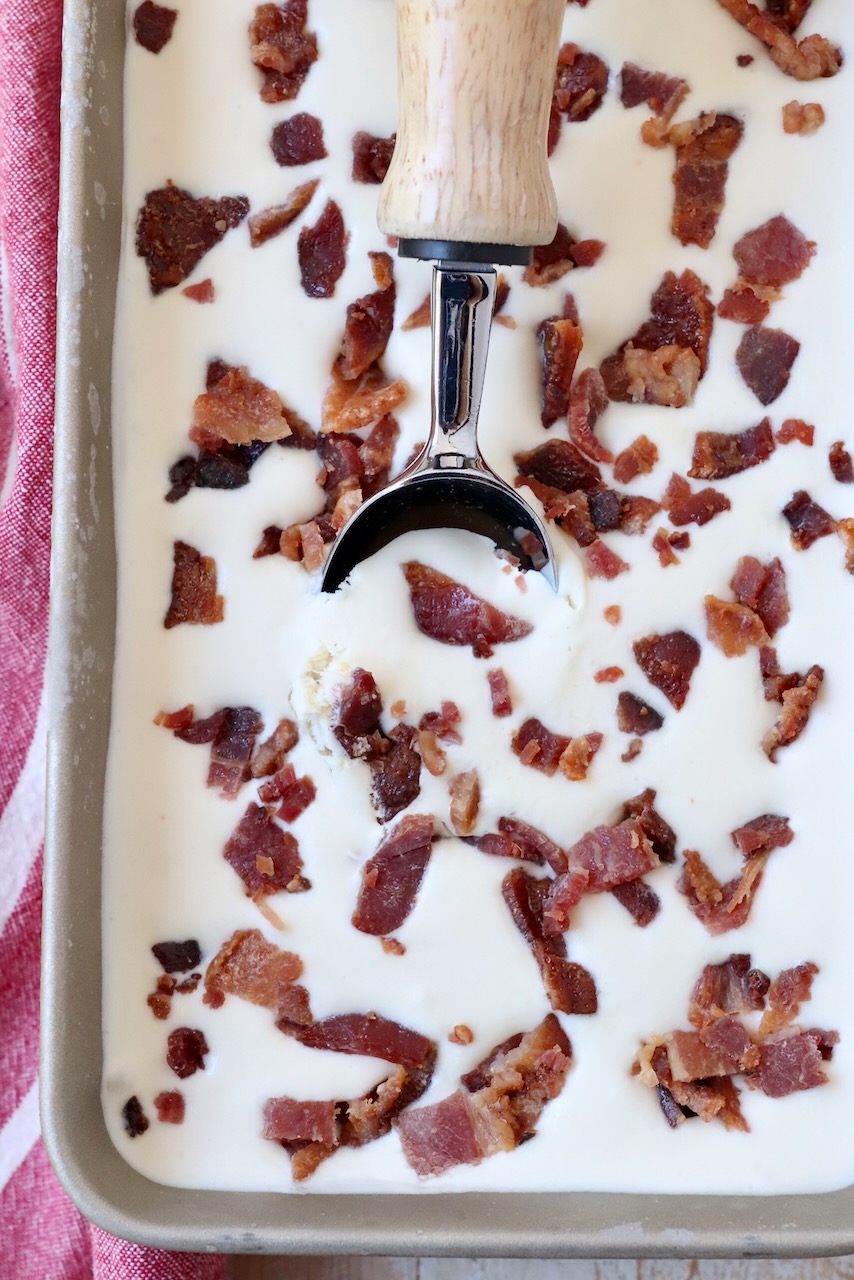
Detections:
[103, 0, 854, 1194]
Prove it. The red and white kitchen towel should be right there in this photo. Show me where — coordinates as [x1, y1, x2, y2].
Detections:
[0, 0, 226, 1274]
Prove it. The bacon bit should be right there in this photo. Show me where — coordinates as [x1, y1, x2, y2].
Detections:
[760, 961, 818, 1035]
[515, 439, 603, 499]
[524, 224, 605, 287]
[204, 928, 309, 1024]
[321, 363, 407, 434]
[419, 702, 461, 744]
[538, 318, 583, 427]
[402, 293, 431, 331]
[552, 43, 609, 129]
[559, 733, 603, 781]
[164, 541, 223, 628]
[336, 253, 396, 381]
[662, 473, 731, 527]
[448, 770, 480, 837]
[281, 1011, 435, 1069]
[839, 518, 854, 573]
[564, 818, 657, 894]
[690, 954, 770, 1026]
[173, 706, 262, 798]
[737, 53, 755, 65]
[613, 435, 658, 486]
[352, 130, 396, 183]
[763, 663, 823, 759]
[783, 489, 836, 548]
[136, 187, 249, 295]
[734, 215, 816, 287]
[621, 788, 676, 864]
[154, 705, 195, 731]
[264, 1098, 336, 1146]
[736, 326, 800, 405]
[152, 939, 201, 973]
[619, 496, 661, 537]
[449, 1025, 474, 1046]
[777, 418, 814, 446]
[223, 803, 303, 897]
[705, 596, 769, 657]
[369, 725, 422, 821]
[299, 521, 327, 572]
[731, 555, 790, 636]
[679, 847, 771, 936]
[783, 99, 825, 133]
[175, 972, 201, 995]
[402, 561, 531, 658]
[133, 0, 177, 51]
[359, 415, 400, 495]
[153, 1091, 185, 1125]
[486, 668, 512, 718]
[620, 62, 688, 120]
[122, 1096, 149, 1138]
[621, 738, 643, 762]
[166, 1028, 209, 1079]
[512, 718, 569, 776]
[251, 718, 299, 778]
[298, 199, 347, 299]
[378, 936, 404, 957]
[585, 540, 630, 580]
[611, 879, 661, 927]
[829, 441, 854, 483]
[652, 527, 679, 567]
[757, 1032, 830, 1098]
[668, 113, 744, 248]
[249, 0, 318, 102]
[690, 418, 776, 480]
[182, 278, 214, 304]
[352, 815, 434, 935]
[396, 1015, 571, 1177]
[569, 368, 612, 463]
[595, 666, 623, 684]
[274, 774, 316, 823]
[714, 0, 842, 80]
[633, 630, 700, 709]
[248, 179, 319, 248]
[617, 691, 664, 736]
[192, 366, 296, 450]
[600, 271, 714, 405]
[717, 283, 771, 324]
[604, 605, 621, 626]
[147, 986, 172, 1020]
[503, 870, 598, 1014]
[469, 818, 566, 874]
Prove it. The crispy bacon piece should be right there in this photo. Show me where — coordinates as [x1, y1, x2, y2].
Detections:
[756, 1032, 829, 1097]
[633, 630, 700, 709]
[352, 815, 434, 935]
[402, 294, 431, 331]
[152, 939, 201, 973]
[503, 869, 597, 1014]
[759, 961, 818, 1035]
[321, 363, 407, 433]
[133, 0, 177, 51]
[175, 706, 263, 797]
[136, 187, 249, 295]
[652, 528, 679, 567]
[777, 418, 813, 446]
[182, 278, 214, 304]
[839, 518, 854, 573]
[264, 1098, 336, 1145]
[280, 1012, 435, 1069]
[830, 441, 854, 484]
[762, 662, 823, 759]
[730, 556, 789, 637]
[559, 732, 603, 781]
[662, 473, 731, 527]
[248, 179, 318, 247]
[514, 439, 602, 496]
[265, 768, 316, 822]
[689, 954, 770, 1025]
[154, 1091, 185, 1124]
[270, 112, 327, 166]
[552, 43, 609, 126]
[568, 368, 612, 462]
[223, 803, 303, 896]
[595, 667, 624, 684]
[352, 131, 396, 183]
[611, 880, 661, 927]
[782, 490, 836, 549]
[620, 62, 687, 119]
[548, 818, 658, 919]
[298, 200, 347, 299]
[584, 541, 629, 580]
[621, 789, 677, 864]
[336, 253, 396, 381]
[731, 813, 794, 855]
[736, 326, 800, 405]
[512, 717, 569, 775]
[166, 1028, 209, 1079]
[469, 817, 565, 874]
[689, 419, 776, 480]
[783, 100, 825, 133]
[617, 692, 664, 735]
[370, 725, 422, 822]
[251, 718, 299, 777]
[249, 0, 318, 102]
[122, 1096, 149, 1138]
[402, 561, 531, 658]
[164, 541, 223, 628]
[705, 596, 769, 656]
[679, 846, 771, 935]
[419, 702, 462, 744]
[449, 771, 480, 837]
[204, 928, 310, 1023]
[620, 495, 662, 536]
[359, 415, 400, 495]
[714, 0, 842, 80]
[600, 271, 714, 405]
[734, 214, 815, 286]
[524, 224, 605, 287]
[487, 668, 512, 718]
[717, 284, 771, 325]
[538, 318, 582, 427]
[668, 113, 744, 248]
[613, 435, 658, 485]
[191, 366, 294, 448]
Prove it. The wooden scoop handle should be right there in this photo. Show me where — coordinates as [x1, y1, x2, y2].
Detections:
[377, 0, 565, 264]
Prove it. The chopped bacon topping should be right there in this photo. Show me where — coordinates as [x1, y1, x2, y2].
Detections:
[448, 771, 480, 837]
[223, 803, 303, 897]
[689, 953, 770, 1025]
[298, 200, 347, 299]
[503, 869, 598, 1014]
[736, 325, 800, 405]
[136, 187, 249, 295]
[470, 817, 565, 874]
[652, 527, 679, 567]
[546, 819, 658, 929]
[152, 939, 201, 973]
[689, 418, 776, 480]
[611, 879, 661, 928]
[122, 1096, 149, 1138]
[714, 0, 842, 80]
[717, 284, 771, 325]
[249, 0, 318, 102]
[369, 725, 422, 822]
[613, 435, 658, 485]
[182, 279, 214, 304]
[336, 253, 396, 381]
[731, 555, 790, 636]
[204, 928, 310, 1023]
[164, 541, 224, 628]
[679, 835, 774, 935]
[190, 366, 294, 449]
[620, 62, 688, 119]
[552, 43, 609, 129]
[783, 99, 825, 133]
[668, 112, 744, 248]
[595, 666, 623, 684]
[352, 814, 434, 936]
[133, 0, 177, 51]
[154, 1091, 185, 1125]
[524, 224, 605, 288]
[662, 473, 731, 527]
[600, 271, 714, 405]
[734, 215, 815, 286]
[777, 418, 814, 448]
[705, 596, 769, 657]
[512, 717, 568, 776]
[760, 961, 818, 1035]
[321, 363, 408, 434]
[829, 441, 854, 483]
[264, 1098, 336, 1146]
[731, 813, 794, 855]
[568, 369, 612, 463]
[762, 661, 824, 760]
[402, 293, 431, 331]
[263, 768, 316, 822]
[419, 702, 462, 744]
[782, 489, 836, 548]
[515, 439, 603, 498]
[352, 131, 396, 183]
[538, 318, 583, 427]
[171, 706, 263, 797]
[281, 1012, 435, 1069]
[487, 668, 512, 718]
[250, 717, 299, 777]
[248, 179, 319, 247]
[839, 518, 854, 573]
[756, 1032, 829, 1097]
[620, 789, 676, 865]
[633, 630, 700, 709]
[617, 691, 664, 736]
[166, 1027, 209, 1079]
[584, 540, 630, 580]
[402, 561, 532, 658]
[449, 1025, 474, 1046]
[559, 732, 603, 781]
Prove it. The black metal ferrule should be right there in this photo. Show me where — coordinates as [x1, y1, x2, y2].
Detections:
[398, 238, 533, 268]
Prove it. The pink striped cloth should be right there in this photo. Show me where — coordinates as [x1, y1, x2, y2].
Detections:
[0, 0, 226, 1274]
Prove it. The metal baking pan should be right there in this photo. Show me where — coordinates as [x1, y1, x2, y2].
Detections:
[40, 0, 854, 1256]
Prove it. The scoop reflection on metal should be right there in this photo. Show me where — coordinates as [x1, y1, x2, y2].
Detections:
[321, 264, 558, 593]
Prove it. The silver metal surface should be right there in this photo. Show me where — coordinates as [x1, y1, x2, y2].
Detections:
[322, 264, 557, 592]
[40, 0, 854, 1254]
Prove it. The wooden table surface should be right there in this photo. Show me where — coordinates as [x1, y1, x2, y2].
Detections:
[229, 1257, 854, 1279]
